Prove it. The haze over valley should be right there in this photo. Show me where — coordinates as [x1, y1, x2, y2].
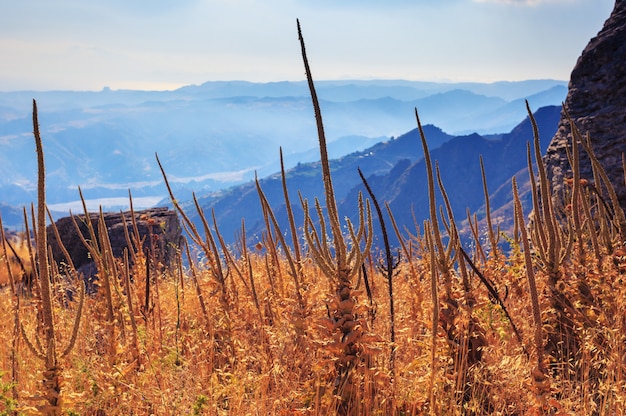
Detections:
[0, 78, 566, 228]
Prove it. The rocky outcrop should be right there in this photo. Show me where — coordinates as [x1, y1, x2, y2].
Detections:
[545, 1, 626, 212]
[47, 207, 181, 281]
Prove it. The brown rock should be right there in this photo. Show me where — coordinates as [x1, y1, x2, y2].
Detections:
[545, 1, 626, 212]
[47, 207, 181, 283]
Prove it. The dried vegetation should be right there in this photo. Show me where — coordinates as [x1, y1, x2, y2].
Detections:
[1, 22, 626, 415]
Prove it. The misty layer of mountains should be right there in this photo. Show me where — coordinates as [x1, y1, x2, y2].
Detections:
[189, 105, 561, 245]
[0, 79, 566, 231]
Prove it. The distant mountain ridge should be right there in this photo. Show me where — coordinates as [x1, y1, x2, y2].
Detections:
[0, 79, 566, 228]
[186, 105, 562, 245]
[340, 105, 561, 244]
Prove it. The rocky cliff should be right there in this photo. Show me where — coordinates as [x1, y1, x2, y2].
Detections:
[545, 0, 626, 211]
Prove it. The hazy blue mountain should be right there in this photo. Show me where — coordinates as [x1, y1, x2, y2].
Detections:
[183, 124, 455, 242]
[0, 202, 23, 227]
[339, 105, 562, 246]
[183, 106, 561, 246]
[0, 79, 566, 228]
[174, 79, 567, 102]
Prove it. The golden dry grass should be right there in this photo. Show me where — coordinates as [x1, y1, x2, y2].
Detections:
[0, 224, 624, 415]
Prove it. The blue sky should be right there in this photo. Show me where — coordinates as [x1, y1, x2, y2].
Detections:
[0, 0, 614, 91]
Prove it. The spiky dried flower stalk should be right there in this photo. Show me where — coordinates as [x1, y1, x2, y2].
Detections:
[298, 20, 348, 268]
[33, 100, 57, 369]
[67, 200, 116, 324]
[0, 214, 20, 405]
[0, 216, 17, 294]
[298, 19, 374, 413]
[527, 101, 562, 281]
[256, 175, 305, 307]
[257, 186, 286, 297]
[565, 109, 626, 240]
[25, 100, 84, 414]
[567, 117, 588, 263]
[358, 168, 396, 374]
[512, 176, 548, 396]
[424, 220, 439, 415]
[416, 109, 452, 297]
[32, 100, 62, 415]
[479, 156, 499, 256]
[280, 148, 303, 271]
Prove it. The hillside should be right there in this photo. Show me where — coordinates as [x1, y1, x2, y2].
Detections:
[342, 105, 561, 244]
[184, 124, 454, 242]
[186, 105, 561, 245]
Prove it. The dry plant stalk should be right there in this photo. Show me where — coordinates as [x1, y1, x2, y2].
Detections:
[20, 100, 85, 415]
[564, 108, 626, 239]
[512, 177, 549, 400]
[298, 19, 376, 414]
[423, 220, 439, 416]
[0, 214, 21, 406]
[156, 155, 236, 365]
[480, 155, 500, 256]
[525, 103, 581, 380]
[255, 174, 305, 307]
[357, 168, 397, 375]
[415, 109, 453, 297]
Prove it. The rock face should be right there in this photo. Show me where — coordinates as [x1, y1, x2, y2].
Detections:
[545, 1, 626, 212]
[47, 207, 181, 281]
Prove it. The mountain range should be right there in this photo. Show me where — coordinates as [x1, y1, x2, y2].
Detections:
[187, 105, 561, 246]
[0, 79, 566, 231]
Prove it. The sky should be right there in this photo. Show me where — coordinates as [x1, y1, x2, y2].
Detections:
[0, 0, 615, 91]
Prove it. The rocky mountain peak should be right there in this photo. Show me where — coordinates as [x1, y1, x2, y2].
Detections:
[545, 0, 626, 211]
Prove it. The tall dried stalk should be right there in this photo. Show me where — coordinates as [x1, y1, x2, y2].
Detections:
[415, 109, 453, 297]
[280, 147, 303, 275]
[256, 177, 286, 296]
[435, 153, 491, 410]
[255, 174, 304, 307]
[423, 220, 439, 416]
[565, 109, 626, 240]
[0, 215, 20, 407]
[525, 104, 580, 379]
[0, 217, 17, 295]
[357, 168, 396, 374]
[65, 198, 121, 362]
[157, 155, 236, 364]
[298, 20, 374, 414]
[527, 101, 562, 281]
[512, 176, 549, 401]
[479, 156, 500, 256]
[21, 100, 84, 415]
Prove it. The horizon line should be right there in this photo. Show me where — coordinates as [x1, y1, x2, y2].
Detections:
[0, 77, 568, 94]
